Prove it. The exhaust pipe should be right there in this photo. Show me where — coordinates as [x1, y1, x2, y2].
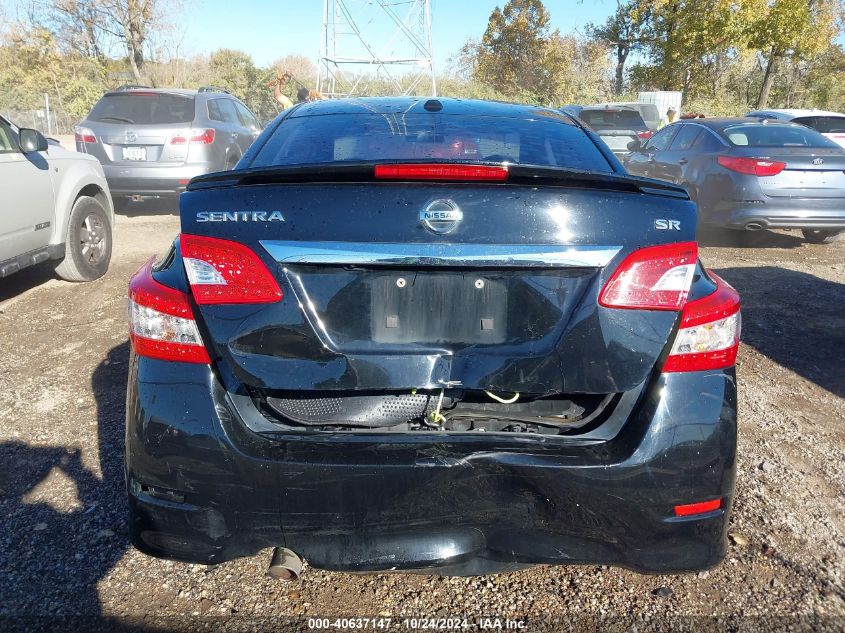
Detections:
[745, 222, 764, 231]
[267, 547, 302, 581]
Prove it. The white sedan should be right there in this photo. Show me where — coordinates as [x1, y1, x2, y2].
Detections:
[0, 115, 113, 281]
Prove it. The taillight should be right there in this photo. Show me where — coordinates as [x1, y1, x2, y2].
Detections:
[717, 155, 786, 176]
[170, 129, 215, 145]
[374, 164, 509, 181]
[128, 257, 210, 364]
[638, 130, 654, 140]
[599, 242, 698, 311]
[180, 234, 282, 305]
[74, 126, 96, 144]
[663, 272, 741, 372]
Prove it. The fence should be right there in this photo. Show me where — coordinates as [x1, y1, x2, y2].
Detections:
[2, 108, 65, 135]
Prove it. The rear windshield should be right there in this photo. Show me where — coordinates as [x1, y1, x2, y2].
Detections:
[723, 124, 839, 148]
[87, 93, 195, 125]
[794, 116, 845, 134]
[579, 109, 646, 130]
[250, 112, 612, 171]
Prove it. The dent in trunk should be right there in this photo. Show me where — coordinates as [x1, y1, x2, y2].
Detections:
[217, 263, 677, 396]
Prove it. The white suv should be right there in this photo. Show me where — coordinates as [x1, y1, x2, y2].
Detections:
[0, 115, 113, 281]
[745, 109, 845, 149]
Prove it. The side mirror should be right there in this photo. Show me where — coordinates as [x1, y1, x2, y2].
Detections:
[20, 128, 48, 153]
[627, 138, 643, 152]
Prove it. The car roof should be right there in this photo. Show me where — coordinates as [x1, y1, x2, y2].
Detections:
[590, 102, 651, 110]
[104, 88, 198, 97]
[102, 87, 238, 100]
[579, 104, 639, 112]
[675, 117, 810, 132]
[747, 108, 845, 119]
[288, 97, 577, 122]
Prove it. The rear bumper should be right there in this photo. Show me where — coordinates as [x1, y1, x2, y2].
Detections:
[716, 200, 845, 230]
[103, 164, 212, 198]
[125, 358, 737, 575]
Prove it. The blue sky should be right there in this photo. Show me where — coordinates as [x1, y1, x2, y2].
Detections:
[182, 0, 616, 71]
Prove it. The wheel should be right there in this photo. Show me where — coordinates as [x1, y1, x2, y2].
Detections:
[54, 196, 112, 281]
[802, 229, 842, 244]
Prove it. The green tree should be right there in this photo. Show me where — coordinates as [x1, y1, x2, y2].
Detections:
[587, 0, 649, 96]
[631, 0, 749, 99]
[471, 0, 556, 102]
[745, 0, 840, 108]
[206, 49, 277, 121]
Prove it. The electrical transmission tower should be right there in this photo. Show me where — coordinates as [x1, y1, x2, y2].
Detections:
[317, 0, 436, 98]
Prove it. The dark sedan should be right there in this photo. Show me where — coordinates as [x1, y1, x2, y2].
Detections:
[126, 97, 739, 577]
[624, 118, 845, 243]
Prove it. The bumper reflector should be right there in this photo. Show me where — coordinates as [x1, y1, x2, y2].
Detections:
[674, 498, 722, 517]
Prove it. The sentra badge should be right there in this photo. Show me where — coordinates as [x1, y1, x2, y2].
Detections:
[196, 211, 285, 222]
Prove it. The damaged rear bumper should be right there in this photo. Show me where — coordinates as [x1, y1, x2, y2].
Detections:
[125, 357, 737, 575]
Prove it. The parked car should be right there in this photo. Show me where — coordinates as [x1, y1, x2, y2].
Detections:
[126, 97, 740, 577]
[0, 114, 113, 281]
[745, 108, 845, 149]
[75, 86, 262, 209]
[575, 105, 653, 157]
[591, 101, 662, 131]
[624, 118, 845, 243]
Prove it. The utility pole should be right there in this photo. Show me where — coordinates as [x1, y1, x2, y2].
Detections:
[45, 93, 51, 135]
[317, 0, 436, 98]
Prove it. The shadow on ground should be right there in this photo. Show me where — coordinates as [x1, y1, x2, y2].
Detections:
[0, 342, 143, 631]
[113, 197, 179, 218]
[698, 227, 806, 249]
[0, 264, 59, 304]
[714, 266, 845, 398]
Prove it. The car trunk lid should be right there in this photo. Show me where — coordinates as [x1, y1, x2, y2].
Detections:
[734, 148, 845, 198]
[179, 167, 694, 397]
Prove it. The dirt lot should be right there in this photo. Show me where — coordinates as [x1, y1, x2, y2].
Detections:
[0, 213, 843, 632]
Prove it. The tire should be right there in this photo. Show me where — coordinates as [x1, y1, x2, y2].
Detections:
[802, 229, 842, 244]
[54, 196, 113, 282]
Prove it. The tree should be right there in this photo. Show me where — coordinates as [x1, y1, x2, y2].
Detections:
[587, 0, 648, 95]
[472, 0, 555, 100]
[101, 0, 158, 81]
[459, 0, 613, 105]
[745, 0, 840, 108]
[39, 0, 171, 82]
[627, 0, 754, 103]
[206, 49, 278, 121]
[48, 0, 110, 60]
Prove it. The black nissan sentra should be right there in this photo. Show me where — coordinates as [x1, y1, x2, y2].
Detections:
[126, 98, 740, 577]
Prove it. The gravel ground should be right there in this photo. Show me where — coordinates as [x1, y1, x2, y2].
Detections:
[0, 214, 843, 632]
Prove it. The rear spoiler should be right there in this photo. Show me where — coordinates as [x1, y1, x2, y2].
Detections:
[186, 162, 690, 200]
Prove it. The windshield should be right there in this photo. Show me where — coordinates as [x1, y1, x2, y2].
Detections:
[723, 124, 840, 148]
[250, 112, 612, 171]
[88, 93, 195, 125]
[579, 109, 646, 130]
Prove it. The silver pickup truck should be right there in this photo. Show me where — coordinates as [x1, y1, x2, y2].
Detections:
[0, 114, 113, 281]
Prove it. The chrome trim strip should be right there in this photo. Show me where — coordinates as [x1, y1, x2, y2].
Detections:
[260, 241, 621, 268]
